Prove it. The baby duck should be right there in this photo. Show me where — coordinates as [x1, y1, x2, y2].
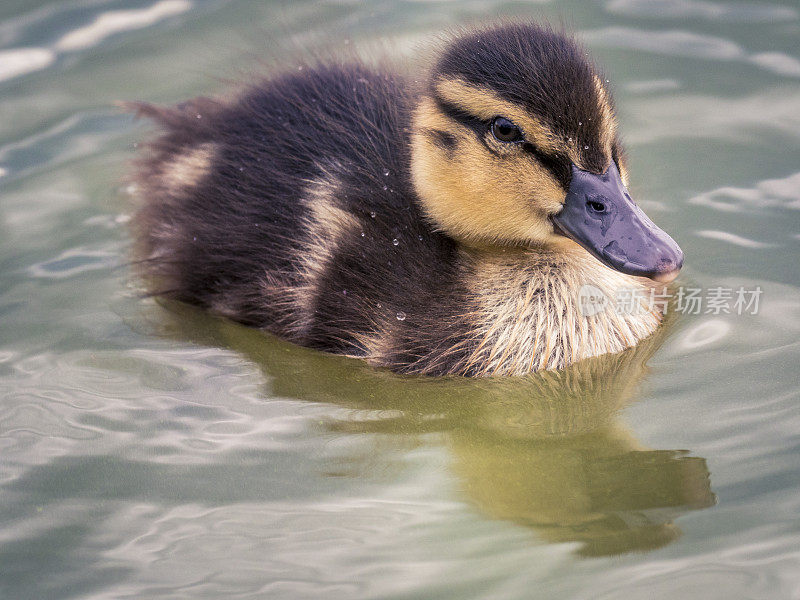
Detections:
[128, 22, 683, 377]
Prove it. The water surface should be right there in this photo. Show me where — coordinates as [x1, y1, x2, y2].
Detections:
[1, 1, 799, 598]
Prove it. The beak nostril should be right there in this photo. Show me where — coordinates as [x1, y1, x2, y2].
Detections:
[587, 200, 606, 213]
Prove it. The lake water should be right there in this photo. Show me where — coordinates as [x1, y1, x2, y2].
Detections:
[1, 1, 799, 598]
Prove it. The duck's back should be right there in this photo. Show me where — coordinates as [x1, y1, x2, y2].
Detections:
[131, 62, 465, 367]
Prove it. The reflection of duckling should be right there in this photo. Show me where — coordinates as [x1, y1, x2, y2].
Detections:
[128, 22, 683, 376]
[150, 302, 714, 557]
[451, 426, 714, 557]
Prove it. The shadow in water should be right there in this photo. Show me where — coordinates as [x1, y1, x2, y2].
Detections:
[150, 301, 715, 557]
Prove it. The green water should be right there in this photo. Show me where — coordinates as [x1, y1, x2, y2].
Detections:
[1, 1, 799, 598]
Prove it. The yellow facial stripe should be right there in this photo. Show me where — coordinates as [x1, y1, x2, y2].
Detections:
[435, 76, 619, 172]
[411, 97, 565, 246]
[434, 78, 562, 154]
[592, 74, 616, 157]
[416, 95, 457, 133]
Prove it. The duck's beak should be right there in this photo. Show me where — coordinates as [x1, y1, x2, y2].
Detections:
[552, 162, 683, 283]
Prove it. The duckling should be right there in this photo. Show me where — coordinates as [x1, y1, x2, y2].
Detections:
[127, 22, 684, 377]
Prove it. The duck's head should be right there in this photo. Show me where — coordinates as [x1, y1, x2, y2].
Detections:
[410, 23, 683, 283]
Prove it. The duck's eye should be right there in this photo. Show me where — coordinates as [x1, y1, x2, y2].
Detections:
[491, 117, 523, 143]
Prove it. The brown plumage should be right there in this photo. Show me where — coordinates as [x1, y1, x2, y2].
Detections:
[127, 22, 683, 376]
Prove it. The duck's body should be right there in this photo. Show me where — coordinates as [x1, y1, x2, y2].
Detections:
[130, 24, 682, 376]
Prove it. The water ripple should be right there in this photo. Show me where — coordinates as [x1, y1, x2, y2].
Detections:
[0, 0, 193, 86]
[583, 26, 800, 80]
[690, 172, 800, 214]
[570, 533, 800, 600]
[695, 230, 775, 248]
[0, 398, 99, 442]
[583, 26, 743, 59]
[624, 78, 683, 93]
[0, 47, 55, 82]
[54, 0, 193, 52]
[76, 497, 482, 599]
[624, 89, 800, 144]
[749, 52, 800, 78]
[676, 318, 731, 350]
[605, 0, 798, 23]
[27, 246, 119, 279]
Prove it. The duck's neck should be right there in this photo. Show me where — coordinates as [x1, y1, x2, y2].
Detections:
[458, 244, 663, 376]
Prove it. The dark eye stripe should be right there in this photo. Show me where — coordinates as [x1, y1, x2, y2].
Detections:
[523, 143, 571, 189]
[432, 93, 572, 189]
[424, 128, 457, 155]
[432, 94, 487, 138]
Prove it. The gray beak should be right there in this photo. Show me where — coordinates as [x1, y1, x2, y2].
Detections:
[552, 163, 684, 283]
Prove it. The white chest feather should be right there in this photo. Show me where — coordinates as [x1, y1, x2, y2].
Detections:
[462, 247, 662, 376]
